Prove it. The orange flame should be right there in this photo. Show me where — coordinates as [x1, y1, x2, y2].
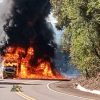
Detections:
[3, 46, 63, 79]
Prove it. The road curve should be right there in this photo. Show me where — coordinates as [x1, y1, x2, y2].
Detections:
[0, 79, 90, 100]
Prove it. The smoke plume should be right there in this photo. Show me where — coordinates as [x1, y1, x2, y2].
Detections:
[0, 0, 13, 47]
[2, 0, 56, 67]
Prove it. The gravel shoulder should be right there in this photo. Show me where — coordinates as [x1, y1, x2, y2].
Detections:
[49, 80, 100, 100]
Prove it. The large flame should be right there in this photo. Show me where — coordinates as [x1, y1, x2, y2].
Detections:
[3, 46, 63, 79]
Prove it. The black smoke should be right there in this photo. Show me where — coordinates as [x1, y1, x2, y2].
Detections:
[3, 0, 56, 66]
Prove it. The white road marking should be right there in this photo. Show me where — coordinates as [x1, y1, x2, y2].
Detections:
[47, 82, 94, 100]
[15, 80, 94, 100]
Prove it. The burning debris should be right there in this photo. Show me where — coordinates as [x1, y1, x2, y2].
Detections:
[1, 0, 63, 79]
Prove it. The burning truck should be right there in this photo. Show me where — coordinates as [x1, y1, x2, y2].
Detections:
[2, 46, 62, 79]
[3, 60, 17, 79]
[1, 0, 64, 79]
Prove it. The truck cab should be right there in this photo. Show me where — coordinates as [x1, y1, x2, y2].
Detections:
[3, 65, 17, 79]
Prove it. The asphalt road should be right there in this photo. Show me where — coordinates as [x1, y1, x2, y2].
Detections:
[0, 79, 90, 100]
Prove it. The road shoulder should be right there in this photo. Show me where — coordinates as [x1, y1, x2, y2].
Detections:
[49, 81, 100, 100]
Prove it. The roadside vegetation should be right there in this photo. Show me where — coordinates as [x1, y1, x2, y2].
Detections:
[50, 0, 100, 79]
[11, 85, 22, 92]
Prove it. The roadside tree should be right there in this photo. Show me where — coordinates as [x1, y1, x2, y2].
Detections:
[51, 0, 100, 78]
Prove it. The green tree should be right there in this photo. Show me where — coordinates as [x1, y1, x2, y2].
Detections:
[51, 0, 100, 78]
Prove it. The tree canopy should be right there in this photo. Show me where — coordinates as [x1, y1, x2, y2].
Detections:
[50, 0, 100, 78]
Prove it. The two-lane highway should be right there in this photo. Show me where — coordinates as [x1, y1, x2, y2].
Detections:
[0, 79, 90, 100]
